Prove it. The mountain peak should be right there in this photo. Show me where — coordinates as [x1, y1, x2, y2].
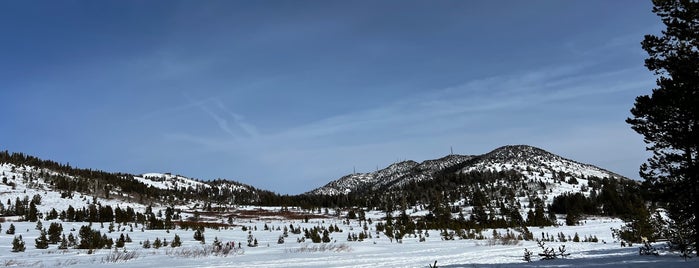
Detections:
[482, 145, 556, 164]
[309, 144, 627, 196]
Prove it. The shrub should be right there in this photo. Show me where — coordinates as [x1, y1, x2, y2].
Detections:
[101, 249, 140, 263]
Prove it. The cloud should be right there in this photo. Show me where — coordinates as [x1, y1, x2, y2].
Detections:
[157, 61, 653, 193]
[177, 93, 259, 141]
[213, 99, 259, 138]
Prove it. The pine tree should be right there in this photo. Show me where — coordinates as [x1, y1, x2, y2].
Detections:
[26, 201, 38, 222]
[35, 229, 49, 249]
[153, 237, 162, 249]
[48, 222, 63, 244]
[6, 223, 15, 234]
[322, 229, 331, 243]
[278, 235, 285, 244]
[67, 233, 76, 248]
[627, 0, 699, 256]
[11, 235, 26, 252]
[115, 234, 125, 248]
[213, 237, 222, 250]
[171, 234, 182, 247]
[193, 228, 204, 241]
[58, 234, 68, 249]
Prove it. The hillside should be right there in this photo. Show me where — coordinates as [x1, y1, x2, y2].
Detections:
[309, 145, 626, 196]
[0, 151, 275, 215]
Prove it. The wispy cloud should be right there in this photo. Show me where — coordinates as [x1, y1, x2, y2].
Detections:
[160, 62, 653, 191]
[176, 93, 259, 141]
[269, 64, 650, 142]
[213, 99, 259, 138]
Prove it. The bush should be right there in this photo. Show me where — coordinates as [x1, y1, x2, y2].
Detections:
[101, 249, 140, 263]
[284, 244, 352, 253]
[166, 245, 243, 258]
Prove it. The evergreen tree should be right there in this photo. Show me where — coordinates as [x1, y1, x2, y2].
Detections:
[58, 234, 68, 249]
[171, 234, 182, 247]
[67, 233, 76, 247]
[26, 201, 38, 221]
[35, 229, 49, 249]
[12, 235, 26, 252]
[193, 228, 204, 241]
[153, 237, 162, 249]
[6, 223, 15, 234]
[627, 0, 699, 256]
[115, 234, 125, 248]
[322, 229, 331, 243]
[48, 222, 63, 244]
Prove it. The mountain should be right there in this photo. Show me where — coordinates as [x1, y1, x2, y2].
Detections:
[308, 145, 627, 196]
[0, 150, 273, 213]
[0, 144, 632, 216]
[308, 154, 475, 195]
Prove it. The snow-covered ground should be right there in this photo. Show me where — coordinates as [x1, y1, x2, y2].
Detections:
[1, 214, 696, 268]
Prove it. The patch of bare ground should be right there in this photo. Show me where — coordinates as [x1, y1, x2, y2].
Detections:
[183, 208, 334, 220]
[230, 209, 334, 220]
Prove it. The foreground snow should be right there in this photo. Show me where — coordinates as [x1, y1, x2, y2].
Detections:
[1, 216, 696, 268]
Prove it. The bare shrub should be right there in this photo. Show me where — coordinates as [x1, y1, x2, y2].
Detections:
[1, 259, 40, 267]
[484, 236, 521, 246]
[101, 249, 140, 263]
[166, 245, 244, 258]
[54, 259, 79, 266]
[285, 243, 352, 253]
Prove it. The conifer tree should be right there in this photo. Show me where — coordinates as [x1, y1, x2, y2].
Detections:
[6, 223, 15, 235]
[171, 234, 182, 247]
[627, 0, 699, 256]
[48, 222, 63, 244]
[58, 234, 68, 249]
[12, 235, 26, 252]
[115, 234, 125, 248]
[322, 229, 331, 243]
[153, 237, 162, 249]
[35, 229, 49, 249]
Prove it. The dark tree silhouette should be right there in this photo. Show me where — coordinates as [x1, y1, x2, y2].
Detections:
[627, 0, 698, 256]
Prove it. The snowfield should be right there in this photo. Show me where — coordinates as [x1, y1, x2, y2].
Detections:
[0, 214, 697, 267]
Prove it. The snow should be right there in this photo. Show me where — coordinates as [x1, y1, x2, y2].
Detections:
[134, 173, 210, 191]
[1, 214, 696, 267]
[311, 145, 625, 196]
[1, 149, 696, 267]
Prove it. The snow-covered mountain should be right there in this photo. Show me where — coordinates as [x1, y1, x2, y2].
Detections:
[0, 144, 631, 215]
[0, 152, 267, 217]
[308, 154, 475, 195]
[308, 145, 627, 196]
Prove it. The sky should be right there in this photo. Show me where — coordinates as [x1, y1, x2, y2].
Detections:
[0, 1, 662, 194]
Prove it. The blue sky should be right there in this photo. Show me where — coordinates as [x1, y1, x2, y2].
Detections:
[1, 1, 661, 194]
